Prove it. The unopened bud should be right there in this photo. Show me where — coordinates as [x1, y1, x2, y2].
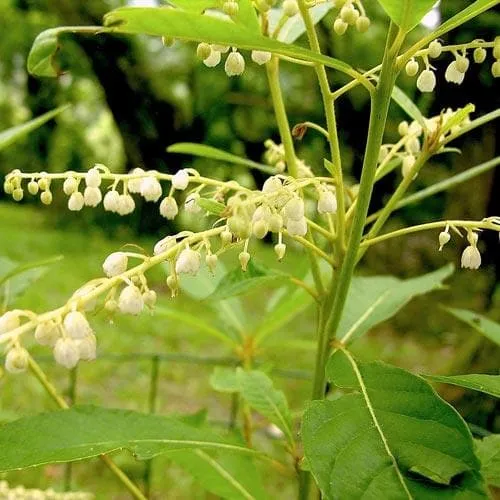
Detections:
[333, 18, 348, 36]
[283, 0, 298, 17]
[141, 177, 162, 202]
[167, 275, 179, 297]
[119, 285, 144, 315]
[85, 167, 102, 188]
[175, 248, 201, 275]
[225, 51, 245, 77]
[103, 252, 128, 277]
[239, 251, 250, 271]
[35, 321, 59, 346]
[274, 243, 286, 261]
[356, 16, 370, 33]
[143, 290, 157, 308]
[63, 177, 78, 195]
[473, 47, 487, 64]
[5, 346, 29, 374]
[172, 169, 190, 190]
[63, 311, 93, 340]
[428, 40, 442, 58]
[68, 192, 85, 211]
[438, 231, 451, 251]
[84, 186, 102, 207]
[53, 338, 79, 369]
[405, 59, 419, 77]
[197, 42, 212, 60]
[206, 253, 218, 273]
[253, 219, 269, 239]
[160, 196, 178, 219]
[28, 181, 39, 195]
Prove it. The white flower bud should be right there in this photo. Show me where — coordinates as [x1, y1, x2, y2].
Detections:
[103, 190, 120, 212]
[63, 311, 93, 340]
[28, 181, 39, 196]
[118, 285, 144, 315]
[416, 69, 436, 92]
[159, 196, 178, 219]
[286, 217, 307, 236]
[116, 194, 135, 215]
[317, 190, 337, 214]
[461, 245, 481, 270]
[154, 235, 176, 255]
[494, 37, 500, 59]
[251, 50, 271, 65]
[34, 321, 59, 346]
[445, 61, 465, 84]
[77, 334, 96, 361]
[203, 50, 222, 68]
[492, 61, 500, 78]
[38, 175, 50, 191]
[228, 215, 251, 239]
[340, 4, 359, 24]
[402, 155, 416, 177]
[197, 42, 212, 60]
[405, 59, 419, 77]
[5, 346, 29, 374]
[0, 311, 20, 334]
[356, 16, 370, 33]
[206, 253, 218, 273]
[283, 0, 298, 17]
[269, 213, 283, 233]
[140, 177, 162, 202]
[253, 219, 269, 239]
[184, 192, 202, 213]
[438, 231, 451, 251]
[274, 243, 286, 261]
[128, 168, 145, 194]
[68, 192, 85, 211]
[143, 290, 157, 308]
[262, 176, 282, 193]
[473, 47, 487, 64]
[53, 338, 80, 369]
[223, 0, 239, 16]
[252, 205, 271, 223]
[84, 186, 102, 207]
[103, 252, 128, 277]
[63, 177, 78, 195]
[428, 40, 442, 58]
[455, 55, 470, 73]
[172, 169, 190, 190]
[85, 167, 102, 188]
[398, 121, 409, 136]
[239, 251, 250, 271]
[12, 188, 23, 202]
[213, 45, 230, 53]
[221, 229, 233, 245]
[167, 275, 179, 297]
[40, 190, 53, 205]
[175, 248, 201, 275]
[334, 18, 348, 36]
[3, 180, 13, 195]
[284, 197, 305, 220]
[225, 51, 245, 77]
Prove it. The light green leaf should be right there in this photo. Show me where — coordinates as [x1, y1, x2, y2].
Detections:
[0, 406, 259, 472]
[303, 350, 487, 499]
[197, 198, 226, 216]
[210, 367, 241, 393]
[445, 307, 500, 347]
[425, 374, 500, 398]
[475, 435, 500, 488]
[206, 260, 290, 302]
[338, 265, 453, 344]
[376, 0, 438, 32]
[167, 143, 274, 174]
[167, 449, 267, 500]
[392, 85, 427, 129]
[0, 106, 69, 151]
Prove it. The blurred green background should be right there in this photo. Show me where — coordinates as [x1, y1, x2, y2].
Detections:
[0, 0, 499, 498]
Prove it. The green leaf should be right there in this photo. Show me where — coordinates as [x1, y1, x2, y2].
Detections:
[376, 0, 438, 32]
[167, 143, 274, 174]
[206, 260, 290, 302]
[392, 86, 427, 129]
[210, 367, 241, 393]
[0, 406, 259, 472]
[338, 265, 453, 344]
[197, 198, 226, 216]
[167, 449, 267, 500]
[0, 106, 69, 151]
[445, 307, 500, 347]
[475, 435, 500, 488]
[425, 374, 500, 398]
[303, 350, 487, 499]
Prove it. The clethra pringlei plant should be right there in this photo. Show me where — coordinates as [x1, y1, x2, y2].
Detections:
[1, 0, 500, 499]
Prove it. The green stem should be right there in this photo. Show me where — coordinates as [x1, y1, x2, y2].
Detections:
[28, 357, 147, 500]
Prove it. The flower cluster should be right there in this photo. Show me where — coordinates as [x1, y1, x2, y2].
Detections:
[332, 0, 370, 36]
[0, 481, 93, 500]
[438, 225, 483, 270]
[407, 38, 500, 93]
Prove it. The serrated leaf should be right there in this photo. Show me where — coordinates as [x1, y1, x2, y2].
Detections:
[445, 307, 500, 347]
[338, 265, 453, 344]
[167, 143, 274, 174]
[0, 406, 259, 472]
[425, 374, 500, 398]
[392, 85, 427, 129]
[197, 198, 226, 216]
[206, 260, 290, 302]
[475, 435, 500, 488]
[0, 106, 69, 151]
[376, 0, 438, 32]
[303, 350, 487, 499]
[167, 449, 267, 500]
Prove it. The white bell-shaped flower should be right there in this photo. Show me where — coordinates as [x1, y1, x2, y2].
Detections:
[140, 177, 162, 202]
[252, 205, 271, 223]
[63, 311, 93, 340]
[225, 51, 245, 77]
[175, 248, 201, 275]
[0, 311, 20, 334]
[445, 61, 465, 84]
[239, 251, 250, 271]
[159, 196, 179, 219]
[77, 333, 97, 361]
[203, 50, 222, 68]
[34, 321, 59, 346]
[172, 169, 190, 190]
[63, 177, 78, 195]
[274, 243, 286, 261]
[284, 197, 305, 220]
[416, 69, 436, 92]
[116, 194, 135, 215]
[103, 252, 128, 277]
[128, 168, 145, 194]
[85, 167, 102, 188]
[251, 50, 271, 65]
[461, 245, 481, 269]
[317, 190, 337, 214]
[84, 186, 102, 207]
[5, 346, 29, 374]
[286, 217, 308, 236]
[119, 285, 144, 315]
[103, 190, 120, 212]
[269, 213, 283, 233]
[253, 219, 269, 239]
[68, 192, 84, 212]
[53, 337, 80, 369]
[262, 176, 282, 193]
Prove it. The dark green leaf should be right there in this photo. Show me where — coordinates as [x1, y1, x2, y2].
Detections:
[303, 350, 487, 498]
[206, 260, 290, 302]
[376, 0, 438, 32]
[425, 374, 500, 398]
[338, 265, 453, 344]
[445, 307, 500, 347]
[0, 406, 259, 472]
[475, 435, 500, 488]
[0, 106, 69, 151]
